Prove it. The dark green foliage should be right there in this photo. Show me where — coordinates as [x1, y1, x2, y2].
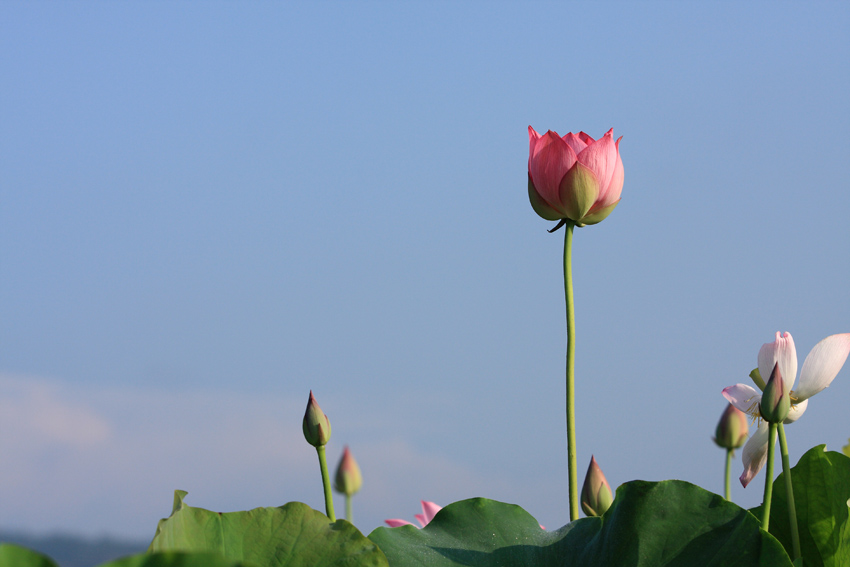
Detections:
[751, 446, 850, 567]
[369, 480, 791, 567]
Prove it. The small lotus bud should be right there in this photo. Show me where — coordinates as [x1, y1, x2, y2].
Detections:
[713, 404, 748, 449]
[302, 391, 331, 447]
[334, 446, 362, 496]
[759, 363, 790, 423]
[581, 456, 613, 517]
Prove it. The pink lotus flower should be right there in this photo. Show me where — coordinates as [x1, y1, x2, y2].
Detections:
[723, 332, 850, 487]
[527, 127, 624, 226]
[385, 501, 442, 528]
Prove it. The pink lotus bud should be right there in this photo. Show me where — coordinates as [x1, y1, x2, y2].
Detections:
[713, 404, 748, 449]
[527, 127, 624, 226]
[333, 446, 362, 496]
[759, 364, 790, 423]
[580, 456, 613, 517]
[302, 391, 331, 447]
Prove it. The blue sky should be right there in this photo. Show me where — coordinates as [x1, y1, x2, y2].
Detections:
[1, 1, 849, 539]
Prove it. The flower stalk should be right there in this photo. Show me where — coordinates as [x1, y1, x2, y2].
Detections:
[724, 448, 733, 501]
[777, 424, 801, 561]
[760, 423, 777, 531]
[316, 445, 336, 522]
[563, 221, 578, 521]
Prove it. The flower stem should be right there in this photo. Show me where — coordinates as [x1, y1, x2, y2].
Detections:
[346, 494, 353, 523]
[316, 445, 336, 521]
[761, 423, 777, 531]
[724, 448, 733, 501]
[563, 222, 578, 521]
[777, 424, 801, 561]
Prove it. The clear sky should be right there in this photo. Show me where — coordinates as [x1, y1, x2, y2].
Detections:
[1, 1, 849, 540]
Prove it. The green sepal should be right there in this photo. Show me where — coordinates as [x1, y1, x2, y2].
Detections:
[750, 368, 766, 391]
[558, 162, 599, 222]
[580, 200, 619, 225]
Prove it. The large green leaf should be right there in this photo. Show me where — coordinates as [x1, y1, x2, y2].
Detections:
[100, 552, 257, 567]
[149, 490, 387, 567]
[0, 544, 58, 567]
[750, 445, 850, 567]
[369, 480, 791, 567]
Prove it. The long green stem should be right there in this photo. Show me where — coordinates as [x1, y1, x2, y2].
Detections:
[346, 494, 353, 523]
[316, 446, 336, 521]
[777, 424, 801, 560]
[761, 423, 777, 530]
[724, 448, 733, 501]
[563, 222, 578, 521]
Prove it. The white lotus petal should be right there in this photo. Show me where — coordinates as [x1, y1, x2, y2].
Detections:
[795, 334, 850, 401]
[783, 398, 808, 424]
[758, 332, 798, 392]
[740, 421, 772, 488]
[722, 384, 762, 417]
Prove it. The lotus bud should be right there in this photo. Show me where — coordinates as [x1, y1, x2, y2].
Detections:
[580, 456, 613, 517]
[527, 127, 624, 226]
[302, 391, 331, 447]
[759, 363, 790, 423]
[713, 403, 748, 449]
[333, 446, 362, 496]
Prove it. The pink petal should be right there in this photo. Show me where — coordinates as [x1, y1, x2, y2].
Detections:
[758, 332, 797, 393]
[419, 501, 442, 525]
[740, 421, 772, 488]
[575, 130, 617, 205]
[528, 126, 541, 167]
[385, 519, 413, 528]
[722, 383, 762, 416]
[595, 135, 623, 209]
[528, 131, 578, 214]
[561, 132, 589, 155]
[795, 333, 850, 401]
[577, 131, 595, 145]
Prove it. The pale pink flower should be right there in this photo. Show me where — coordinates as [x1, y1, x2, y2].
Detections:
[723, 332, 850, 487]
[385, 500, 442, 528]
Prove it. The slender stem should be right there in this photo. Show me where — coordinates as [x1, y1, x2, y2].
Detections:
[724, 448, 733, 501]
[761, 423, 777, 531]
[316, 446, 336, 521]
[346, 494, 353, 523]
[563, 222, 578, 521]
[777, 424, 801, 561]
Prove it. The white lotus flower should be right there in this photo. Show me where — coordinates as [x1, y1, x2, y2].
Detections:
[722, 332, 850, 487]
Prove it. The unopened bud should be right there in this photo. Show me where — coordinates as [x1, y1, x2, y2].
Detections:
[713, 404, 748, 449]
[334, 446, 362, 496]
[581, 456, 613, 517]
[302, 391, 332, 447]
[759, 363, 790, 423]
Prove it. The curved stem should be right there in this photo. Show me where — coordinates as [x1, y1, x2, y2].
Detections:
[316, 445, 336, 521]
[724, 448, 733, 501]
[777, 424, 801, 561]
[563, 222, 578, 521]
[761, 423, 777, 531]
